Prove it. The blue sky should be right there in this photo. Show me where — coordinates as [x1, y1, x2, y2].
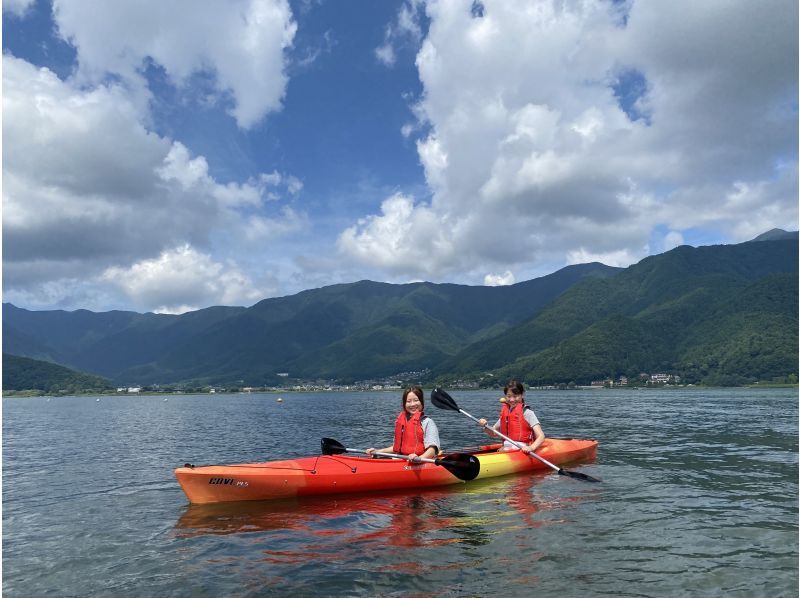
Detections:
[3, 0, 797, 313]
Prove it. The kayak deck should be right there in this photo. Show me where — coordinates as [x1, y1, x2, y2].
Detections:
[175, 437, 598, 504]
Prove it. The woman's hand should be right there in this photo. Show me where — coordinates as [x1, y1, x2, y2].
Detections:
[406, 453, 421, 463]
[480, 419, 498, 436]
[366, 448, 376, 457]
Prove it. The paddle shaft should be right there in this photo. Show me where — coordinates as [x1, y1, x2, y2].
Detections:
[343, 446, 437, 464]
[453, 406, 564, 474]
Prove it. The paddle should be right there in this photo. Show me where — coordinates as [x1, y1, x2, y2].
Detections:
[430, 388, 601, 483]
[320, 437, 480, 481]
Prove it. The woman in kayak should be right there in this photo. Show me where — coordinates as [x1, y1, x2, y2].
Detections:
[366, 386, 441, 462]
[478, 380, 545, 453]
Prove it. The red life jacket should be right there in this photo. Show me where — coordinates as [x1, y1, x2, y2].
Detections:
[392, 411, 427, 455]
[499, 403, 534, 443]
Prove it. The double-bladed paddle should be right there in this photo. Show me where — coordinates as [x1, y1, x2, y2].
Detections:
[320, 437, 480, 481]
[430, 388, 601, 483]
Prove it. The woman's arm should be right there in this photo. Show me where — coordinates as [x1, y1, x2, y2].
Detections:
[366, 445, 394, 456]
[520, 424, 545, 453]
[412, 446, 437, 460]
[409, 418, 440, 461]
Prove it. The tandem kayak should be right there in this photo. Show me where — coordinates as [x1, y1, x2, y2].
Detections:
[175, 437, 598, 504]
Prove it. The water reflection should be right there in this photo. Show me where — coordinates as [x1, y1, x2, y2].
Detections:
[175, 471, 591, 551]
[175, 486, 478, 543]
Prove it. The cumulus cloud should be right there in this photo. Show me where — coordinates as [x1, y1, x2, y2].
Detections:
[337, 193, 449, 276]
[484, 271, 515, 286]
[661, 231, 685, 252]
[344, 0, 797, 281]
[566, 246, 642, 269]
[2, 55, 302, 311]
[102, 245, 265, 313]
[52, 0, 297, 128]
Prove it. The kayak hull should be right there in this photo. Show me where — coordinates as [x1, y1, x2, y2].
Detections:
[175, 437, 598, 504]
[473, 438, 598, 480]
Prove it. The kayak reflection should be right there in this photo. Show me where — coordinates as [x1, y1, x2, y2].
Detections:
[175, 487, 479, 547]
[174, 472, 592, 548]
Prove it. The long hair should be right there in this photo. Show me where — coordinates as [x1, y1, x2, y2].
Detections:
[401, 386, 425, 412]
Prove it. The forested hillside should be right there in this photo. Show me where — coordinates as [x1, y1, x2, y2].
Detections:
[3, 354, 113, 394]
[436, 239, 798, 386]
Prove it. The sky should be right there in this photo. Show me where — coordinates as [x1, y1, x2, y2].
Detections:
[3, 0, 798, 314]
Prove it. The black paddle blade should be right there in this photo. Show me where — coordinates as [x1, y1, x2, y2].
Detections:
[321, 437, 347, 456]
[558, 468, 602, 483]
[436, 453, 480, 481]
[431, 388, 460, 412]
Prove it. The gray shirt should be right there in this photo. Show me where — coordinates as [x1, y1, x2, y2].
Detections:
[421, 417, 441, 454]
[491, 407, 540, 449]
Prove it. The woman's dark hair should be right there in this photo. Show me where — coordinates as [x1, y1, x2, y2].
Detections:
[503, 380, 525, 396]
[402, 386, 425, 412]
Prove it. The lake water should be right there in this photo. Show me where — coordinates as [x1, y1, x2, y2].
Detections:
[3, 388, 797, 597]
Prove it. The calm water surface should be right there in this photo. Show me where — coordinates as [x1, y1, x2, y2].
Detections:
[3, 388, 798, 597]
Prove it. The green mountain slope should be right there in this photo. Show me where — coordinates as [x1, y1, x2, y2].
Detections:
[751, 229, 799, 242]
[441, 240, 798, 386]
[284, 307, 467, 381]
[3, 354, 113, 393]
[128, 264, 618, 384]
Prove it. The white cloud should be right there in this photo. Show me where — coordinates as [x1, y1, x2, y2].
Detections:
[286, 176, 304, 195]
[566, 247, 641, 269]
[396, 1, 424, 41]
[2, 55, 304, 311]
[662, 231, 685, 252]
[376, 0, 424, 68]
[3, 0, 35, 17]
[244, 206, 309, 242]
[259, 171, 304, 198]
[375, 43, 396, 67]
[337, 193, 449, 276]
[5, 1, 797, 315]
[345, 0, 797, 281]
[484, 271, 515, 286]
[102, 245, 265, 313]
[51, 0, 297, 128]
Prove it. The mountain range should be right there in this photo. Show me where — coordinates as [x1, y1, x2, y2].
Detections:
[4, 260, 619, 386]
[3, 229, 798, 388]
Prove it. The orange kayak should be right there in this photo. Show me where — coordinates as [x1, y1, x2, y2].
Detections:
[175, 437, 598, 504]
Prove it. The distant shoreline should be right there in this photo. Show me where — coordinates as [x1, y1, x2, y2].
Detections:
[4, 383, 797, 398]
